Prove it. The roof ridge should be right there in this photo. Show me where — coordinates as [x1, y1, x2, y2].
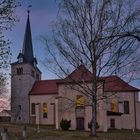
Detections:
[36, 79, 61, 82]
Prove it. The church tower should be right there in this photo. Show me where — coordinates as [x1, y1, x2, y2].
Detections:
[11, 10, 41, 123]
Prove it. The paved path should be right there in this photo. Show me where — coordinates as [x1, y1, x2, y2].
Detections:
[35, 136, 64, 140]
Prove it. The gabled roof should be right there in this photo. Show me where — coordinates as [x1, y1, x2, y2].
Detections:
[100, 76, 139, 92]
[65, 65, 139, 92]
[30, 79, 60, 95]
[30, 65, 139, 95]
[65, 65, 92, 81]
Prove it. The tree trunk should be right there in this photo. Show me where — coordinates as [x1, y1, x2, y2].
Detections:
[91, 91, 97, 136]
[91, 59, 97, 136]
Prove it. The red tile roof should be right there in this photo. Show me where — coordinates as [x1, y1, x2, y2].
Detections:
[65, 65, 92, 81]
[65, 65, 139, 92]
[100, 76, 139, 92]
[30, 65, 139, 95]
[0, 110, 11, 115]
[30, 79, 60, 95]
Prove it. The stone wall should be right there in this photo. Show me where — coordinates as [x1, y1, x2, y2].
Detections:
[11, 63, 41, 123]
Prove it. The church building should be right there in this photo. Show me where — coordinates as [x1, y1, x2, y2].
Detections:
[11, 11, 140, 132]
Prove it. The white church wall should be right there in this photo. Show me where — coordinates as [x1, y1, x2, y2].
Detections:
[57, 82, 105, 131]
[105, 91, 137, 130]
[30, 94, 57, 125]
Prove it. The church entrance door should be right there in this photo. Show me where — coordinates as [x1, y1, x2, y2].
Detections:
[76, 118, 84, 130]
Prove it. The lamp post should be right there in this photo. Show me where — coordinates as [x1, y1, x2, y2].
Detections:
[35, 103, 40, 133]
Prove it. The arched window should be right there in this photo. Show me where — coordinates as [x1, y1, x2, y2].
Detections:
[31, 103, 36, 115]
[18, 105, 21, 110]
[36, 74, 39, 80]
[43, 103, 48, 118]
[20, 68, 23, 74]
[76, 95, 84, 107]
[31, 70, 35, 77]
[124, 101, 129, 114]
[17, 68, 19, 74]
[17, 68, 23, 75]
[18, 57, 23, 63]
[110, 100, 117, 112]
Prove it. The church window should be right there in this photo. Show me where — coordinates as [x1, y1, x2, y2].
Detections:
[21, 68, 23, 74]
[18, 57, 23, 63]
[33, 61, 36, 67]
[76, 95, 84, 107]
[110, 100, 117, 112]
[43, 103, 48, 118]
[31, 70, 35, 77]
[17, 68, 23, 75]
[36, 74, 39, 80]
[124, 101, 129, 114]
[18, 105, 21, 110]
[31, 103, 36, 115]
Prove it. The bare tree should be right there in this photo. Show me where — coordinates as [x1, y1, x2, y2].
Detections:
[0, 0, 20, 92]
[42, 0, 140, 136]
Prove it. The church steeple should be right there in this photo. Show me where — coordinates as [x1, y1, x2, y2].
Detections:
[11, 9, 41, 124]
[19, 10, 36, 65]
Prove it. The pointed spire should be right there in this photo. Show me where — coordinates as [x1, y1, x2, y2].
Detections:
[22, 10, 34, 64]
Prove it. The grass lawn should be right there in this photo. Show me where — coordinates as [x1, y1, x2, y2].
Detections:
[0, 123, 140, 140]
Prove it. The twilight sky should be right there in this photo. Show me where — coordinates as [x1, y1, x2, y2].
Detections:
[5, 0, 140, 87]
[1, 0, 140, 109]
[7, 0, 59, 80]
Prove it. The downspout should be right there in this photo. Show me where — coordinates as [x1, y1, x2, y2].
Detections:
[134, 92, 137, 130]
[28, 92, 30, 124]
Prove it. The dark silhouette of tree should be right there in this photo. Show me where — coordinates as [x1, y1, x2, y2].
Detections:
[42, 0, 140, 136]
[0, 0, 20, 93]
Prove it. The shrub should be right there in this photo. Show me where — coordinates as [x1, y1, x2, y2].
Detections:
[88, 120, 99, 130]
[60, 118, 71, 130]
